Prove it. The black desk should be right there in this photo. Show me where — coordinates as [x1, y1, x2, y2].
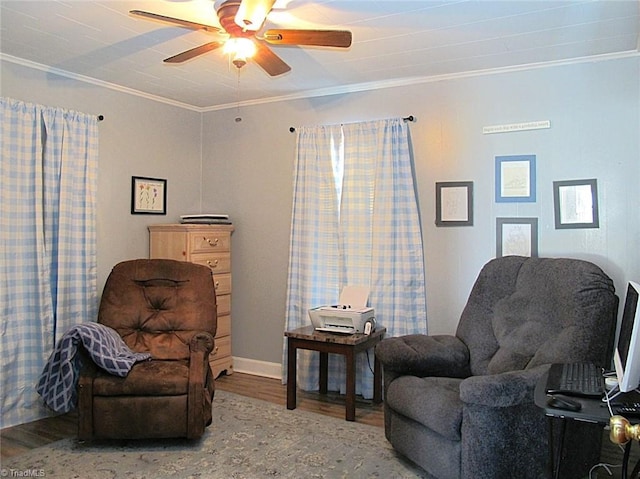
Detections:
[535, 370, 640, 479]
[535, 370, 612, 423]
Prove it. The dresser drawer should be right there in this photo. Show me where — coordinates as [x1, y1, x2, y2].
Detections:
[213, 273, 231, 295]
[188, 232, 230, 254]
[216, 314, 231, 338]
[217, 294, 230, 315]
[190, 253, 231, 274]
[211, 335, 231, 361]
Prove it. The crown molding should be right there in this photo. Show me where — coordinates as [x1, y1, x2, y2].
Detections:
[0, 53, 203, 112]
[203, 50, 639, 112]
[3, 50, 638, 114]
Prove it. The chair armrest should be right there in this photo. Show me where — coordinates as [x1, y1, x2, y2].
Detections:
[189, 332, 215, 356]
[459, 365, 548, 407]
[187, 331, 215, 439]
[375, 334, 471, 378]
[77, 350, 98, 440]
[188, 332, 215, 383]
[77, 348, 98, 394]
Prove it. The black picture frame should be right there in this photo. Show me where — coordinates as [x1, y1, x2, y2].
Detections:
[131, 176, 167, 215]
[553, 179, 599, 229]
[496, 217, 538, 258]
[435, 181, 474, 226]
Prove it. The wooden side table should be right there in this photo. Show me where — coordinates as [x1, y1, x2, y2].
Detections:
[285, 325, 386, 421]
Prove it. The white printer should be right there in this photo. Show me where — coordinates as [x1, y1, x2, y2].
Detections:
[309, 286, 376, 335]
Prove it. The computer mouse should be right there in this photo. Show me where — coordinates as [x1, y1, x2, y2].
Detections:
[547, 395, 582, 412]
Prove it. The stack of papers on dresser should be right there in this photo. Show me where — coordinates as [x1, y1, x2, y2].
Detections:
[180, 214, 232, 225]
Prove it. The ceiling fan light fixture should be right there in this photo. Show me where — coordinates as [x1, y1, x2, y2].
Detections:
[223, 37, 257, 68]
[234, 0, 276, 31]
[232, 54, 247, 68]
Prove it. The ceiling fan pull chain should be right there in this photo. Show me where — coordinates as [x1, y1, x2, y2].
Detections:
[235, 68, 242, 123]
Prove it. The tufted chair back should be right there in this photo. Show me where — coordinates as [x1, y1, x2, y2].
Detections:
[456, 256, 617, 376]
[78, 259, 218, 440]
[98, 259, 217, 360]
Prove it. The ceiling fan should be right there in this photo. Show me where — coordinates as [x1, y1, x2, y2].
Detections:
[130, 0, 352, 76]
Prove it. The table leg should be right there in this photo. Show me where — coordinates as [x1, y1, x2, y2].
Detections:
[622, 441, 632, 479]
[319, 351, 328, 395]
[550, 416, 567, 479]
[345, 348, 356, 421]
[287, 339, 297, 410]
[629, 445, 640, 478]
[373, 351, 382, 403]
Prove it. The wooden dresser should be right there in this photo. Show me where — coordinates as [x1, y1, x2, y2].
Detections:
[148, 223, 234, 378]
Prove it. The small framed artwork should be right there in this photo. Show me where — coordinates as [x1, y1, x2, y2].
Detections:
[435, 181, 474, 226]
[496, 217, 538, 258]
[553, 179, 599, 229]
[495, 155, 536, 203]
[131, 176, 167, 215]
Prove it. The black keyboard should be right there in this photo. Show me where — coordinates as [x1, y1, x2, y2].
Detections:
[546, 362, 604, 397]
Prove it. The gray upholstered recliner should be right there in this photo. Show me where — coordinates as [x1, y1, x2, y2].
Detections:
[375, 256, 618, 479]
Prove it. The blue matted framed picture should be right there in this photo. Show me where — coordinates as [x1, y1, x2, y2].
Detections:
[495, 155, 536, 203]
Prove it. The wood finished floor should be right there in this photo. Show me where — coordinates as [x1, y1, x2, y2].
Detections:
[0, 372, 383, 461]
[1, 372, 636, 478]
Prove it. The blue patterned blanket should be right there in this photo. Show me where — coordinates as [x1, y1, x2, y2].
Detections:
[37, 323, 151, 413]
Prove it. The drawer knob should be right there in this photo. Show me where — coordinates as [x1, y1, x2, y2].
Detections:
[214, 281, 220, 289]
[205, 237, 219, 247]
[207, 259, 219, 269]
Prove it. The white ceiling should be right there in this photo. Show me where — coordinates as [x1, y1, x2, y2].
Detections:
[1, 0, 638, 111]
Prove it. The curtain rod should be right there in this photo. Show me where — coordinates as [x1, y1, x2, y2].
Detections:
[97, 115, 104, 121]
[289, 115, 414, 133]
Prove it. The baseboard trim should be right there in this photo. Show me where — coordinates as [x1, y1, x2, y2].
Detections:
[232, 357, 282, 380]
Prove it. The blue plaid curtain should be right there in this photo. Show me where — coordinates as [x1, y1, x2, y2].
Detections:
[283, 118, 427, 399]
[0, 98, 99, 427]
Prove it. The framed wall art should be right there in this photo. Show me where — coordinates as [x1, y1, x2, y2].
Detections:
[495, 155, 536, 203]
[553, 179, 599, 229]
[496, 217, 538, 258]
[435, 181, 473, 226]
[131, 176, 167, 215]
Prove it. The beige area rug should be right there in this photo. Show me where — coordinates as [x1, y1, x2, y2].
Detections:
[2, 390, 429, 478]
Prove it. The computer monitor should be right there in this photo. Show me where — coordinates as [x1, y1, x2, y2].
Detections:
[614, 281, 640, 393]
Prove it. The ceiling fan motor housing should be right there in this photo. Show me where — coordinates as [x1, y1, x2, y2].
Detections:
[218, 1, 253, 39]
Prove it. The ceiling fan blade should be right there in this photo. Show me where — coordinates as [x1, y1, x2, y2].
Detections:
[253, 42, 291, 76]
[263, 29, 352, 48]
[130, 10, 220, 33]
[234, 0, 276, 31]
[164, 42, 224, 63]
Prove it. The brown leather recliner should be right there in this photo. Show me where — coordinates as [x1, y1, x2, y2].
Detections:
[78, 259, 217, 440]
